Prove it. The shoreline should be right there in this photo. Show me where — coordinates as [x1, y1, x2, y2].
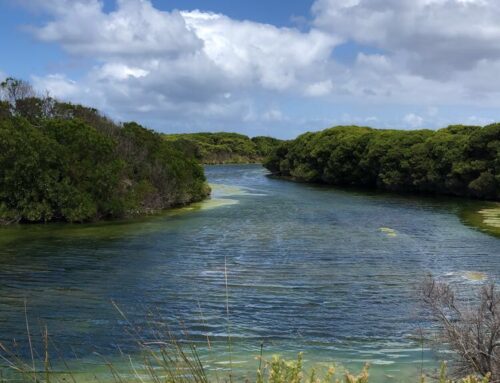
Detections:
[0, 184, 212, 226]
[267, 173, 500, 203]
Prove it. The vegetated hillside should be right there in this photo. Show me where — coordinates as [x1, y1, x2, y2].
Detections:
[264, 125, 500, 201]
[0, 78, 210, 224]
[165, 132, 282, 164]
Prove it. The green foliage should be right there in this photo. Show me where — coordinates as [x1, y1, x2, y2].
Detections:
[0, 101, 10, 119]
[0, 345, 487, 383]
[252, 136, 283, 157]
[165, 132, 282, 164]
[0, 88, 209, 224]
[422, 362, 491, 383]
[257, 353, 347, 383]
[264, 125, 500, 200]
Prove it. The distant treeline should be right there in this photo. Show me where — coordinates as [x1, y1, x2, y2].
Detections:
[0, 78, 209, 224]
[265, 125, 500, 201]
[165, 132, 282, 164]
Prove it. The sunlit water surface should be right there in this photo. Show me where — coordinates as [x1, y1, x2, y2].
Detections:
[1, 165, 499, 382]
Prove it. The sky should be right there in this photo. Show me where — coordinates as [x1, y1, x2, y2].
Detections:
[1, 0, 500, 138]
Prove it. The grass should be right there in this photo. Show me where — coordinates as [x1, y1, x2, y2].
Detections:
[0, 337, 370, 383]
[0, 342, 491, 383]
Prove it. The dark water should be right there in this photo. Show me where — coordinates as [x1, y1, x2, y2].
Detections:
[1, 164, 499, 380]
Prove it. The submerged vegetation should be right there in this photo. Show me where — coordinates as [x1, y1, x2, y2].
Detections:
[0, 78, 209, 224]
[0, 343, 373, 383]
[0, 280, 498, 383]
[0, 322, 488, 383]
[265, 125, 500, 201]
[460, 203, 500, 237]
[0, 334, 490, 383]
[165, 132, 282, 164]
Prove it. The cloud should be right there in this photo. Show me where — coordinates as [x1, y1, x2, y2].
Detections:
[31, 74, 80, 98]
[28, 1, 339, 94]
[16, 0, 500, 135]
[309, 0, 500, 112]
[31, 0, 203, 57]
[426, 107, 439, 117]
[182, 10, 339, 92]
[304, 80, 333, 97]
[312, 0, 500, 78]
[365, 116, 378, 123]
[22, 0, 344, 133]
[262, 108, 286, 122]
[466, 115, 495, 126]
[403, 113, 424, 128]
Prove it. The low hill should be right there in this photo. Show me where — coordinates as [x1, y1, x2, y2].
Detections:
[164, 132, 282, 164]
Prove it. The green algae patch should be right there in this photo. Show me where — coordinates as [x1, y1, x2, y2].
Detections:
[209, 183, 265, 197]
[478, 207, 500, 228]
[0, 197, 239, 249]
[210, 183, 248, 196]
[464, 271, 488, 282]
[190, 198, 239, 211]
[380, 227, 397, 238]
[460, 202, 500, 238]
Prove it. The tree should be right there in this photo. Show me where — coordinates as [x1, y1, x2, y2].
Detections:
[0, 78, 210, 224]
[0, 77, 35, 106]
[264, 124, 500, 201]
[0, 100, 10, 119]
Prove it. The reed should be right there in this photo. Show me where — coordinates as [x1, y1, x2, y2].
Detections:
[0, 332, 489, 383]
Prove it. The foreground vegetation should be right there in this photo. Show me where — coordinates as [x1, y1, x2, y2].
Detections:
[423, 278, 500, 381]
[165, 132, 282, 164]
[0, 335, 488, 383]
[265, 125, 500, 201]
[0, 78, 209, 224]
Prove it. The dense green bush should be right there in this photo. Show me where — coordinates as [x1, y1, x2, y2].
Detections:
[0, 82, 209, 224]
[165, 132, 282, 164]
[264, 125, 500, 200]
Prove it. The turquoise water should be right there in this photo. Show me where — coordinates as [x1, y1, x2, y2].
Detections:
[1, 164, 499, 381]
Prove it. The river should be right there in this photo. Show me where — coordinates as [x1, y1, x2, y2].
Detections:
[1, 164, 499, 382]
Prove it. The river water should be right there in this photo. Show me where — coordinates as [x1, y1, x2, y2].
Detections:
[1, 164, 499, 381]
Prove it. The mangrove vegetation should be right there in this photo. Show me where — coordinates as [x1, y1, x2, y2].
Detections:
[264, 125, 500, 201]
[0, 78, 210, 224]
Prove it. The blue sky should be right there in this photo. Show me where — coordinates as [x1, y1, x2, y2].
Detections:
[1, 0, 500, 138]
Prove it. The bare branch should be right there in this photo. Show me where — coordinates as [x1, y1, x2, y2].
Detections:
[422, 277, 500, 381]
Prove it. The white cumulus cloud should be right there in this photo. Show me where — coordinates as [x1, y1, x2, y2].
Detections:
[313, 0, 500, 77]
[403, 113, 424, 128]
[15, 0, 500, 134]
